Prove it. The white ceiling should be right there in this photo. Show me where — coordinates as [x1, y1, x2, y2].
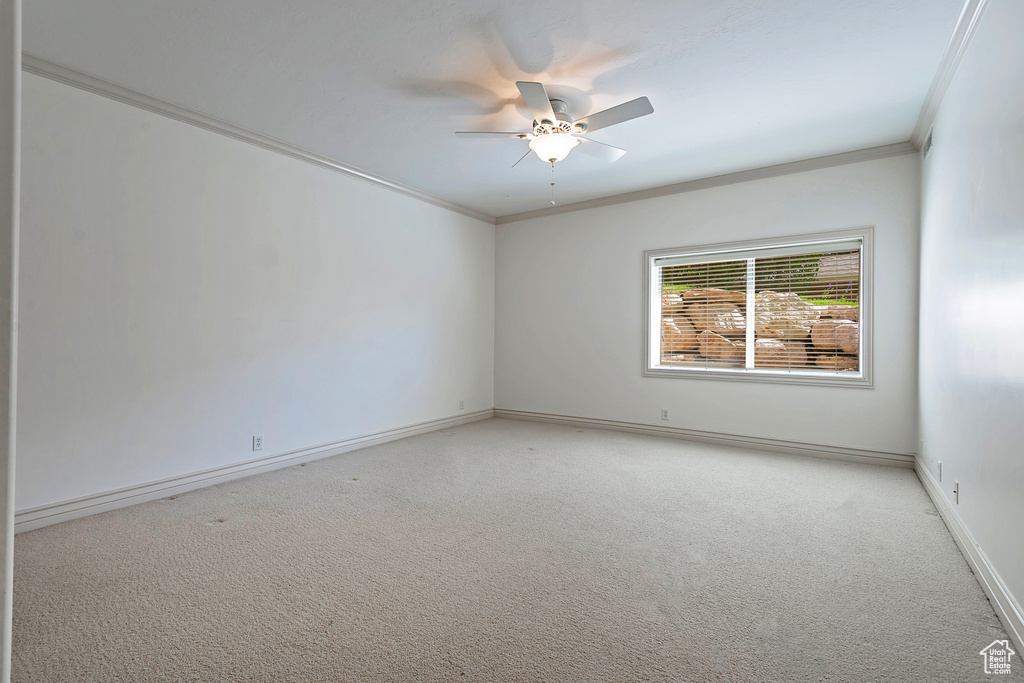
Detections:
[24, 0, 963, 218]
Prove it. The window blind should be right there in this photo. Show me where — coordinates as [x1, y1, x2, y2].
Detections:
[656, 242, 861, 374]
[652, 238, 862, 268]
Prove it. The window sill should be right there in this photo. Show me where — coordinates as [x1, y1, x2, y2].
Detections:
[643, 364, 873, 388]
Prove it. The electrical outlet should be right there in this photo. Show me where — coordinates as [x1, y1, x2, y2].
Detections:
[953, 480, 959, 505]
[459, 399, 465, 411]
[661, 408, 669, 421]
[938, 461, 942, 482]
[253, 434, 264, 452]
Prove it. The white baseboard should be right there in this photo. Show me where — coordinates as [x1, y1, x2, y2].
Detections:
[493, 408, 915, 468]
[15, 409, 494, 533]
[915, 459, 1023, 651]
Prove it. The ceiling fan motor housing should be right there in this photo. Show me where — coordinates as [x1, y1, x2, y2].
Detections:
[534, 100, 586, 135]
[533, 119, 574, 136]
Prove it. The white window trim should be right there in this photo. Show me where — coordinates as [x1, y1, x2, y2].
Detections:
[642, 226, 874, 388]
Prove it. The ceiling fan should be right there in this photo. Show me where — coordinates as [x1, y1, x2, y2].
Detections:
[455, 81, 654, 167]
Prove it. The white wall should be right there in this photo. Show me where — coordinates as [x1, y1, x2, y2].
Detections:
[918, 0, 1024, 616]
[17, 73, 495, 511]
[496, 155, 920, 454]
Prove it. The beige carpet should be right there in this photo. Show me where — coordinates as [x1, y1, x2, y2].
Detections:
[13, 418, 1021, 682]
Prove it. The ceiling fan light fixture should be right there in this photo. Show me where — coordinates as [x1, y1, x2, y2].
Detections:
[529, 133, 579, 163]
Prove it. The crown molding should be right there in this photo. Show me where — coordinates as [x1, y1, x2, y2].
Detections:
[494, 141, 917, 225]
[21, 53, 497, 226]
[22, 51, 931, 229]
[910, 0, 991, 149]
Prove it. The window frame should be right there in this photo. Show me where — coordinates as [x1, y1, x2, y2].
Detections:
[642, 226, 874, 388]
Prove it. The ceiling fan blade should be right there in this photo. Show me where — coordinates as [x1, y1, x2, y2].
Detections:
[511, 150, 533, 169]
[576, 136, 627, 163]
[455, 131, 529, 138]
[516, 81, 556, 123]
[576, 96, 653, 133]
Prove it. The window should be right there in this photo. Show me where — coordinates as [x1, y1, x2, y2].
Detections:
[644, 228, 872, 387]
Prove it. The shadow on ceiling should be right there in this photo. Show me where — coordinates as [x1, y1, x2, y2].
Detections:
[392, 7, 641, 124]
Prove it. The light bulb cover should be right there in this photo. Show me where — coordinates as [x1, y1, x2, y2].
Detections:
[529, 133, 579, 162]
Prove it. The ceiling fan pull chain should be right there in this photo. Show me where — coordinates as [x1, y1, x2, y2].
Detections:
[550, 160, 556, 205]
